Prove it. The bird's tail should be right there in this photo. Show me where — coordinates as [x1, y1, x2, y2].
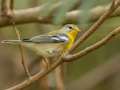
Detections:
[1, 40, 22, 45]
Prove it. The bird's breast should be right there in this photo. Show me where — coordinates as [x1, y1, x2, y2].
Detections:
[23, 42, 65, 57]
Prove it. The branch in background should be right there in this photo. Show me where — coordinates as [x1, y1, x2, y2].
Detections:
[67, 0, 120, 53]
[0, 2, 61, 27]
[0, 2, 119, 27]
[67, 55, 120, 90]
[66, 5, 120, 23]
[1, 0, 14, 17]
[1, 0, 31, 78]
[64, 26, 120, 61]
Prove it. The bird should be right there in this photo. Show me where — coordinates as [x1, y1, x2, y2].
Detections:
[1, 24, 81, 58]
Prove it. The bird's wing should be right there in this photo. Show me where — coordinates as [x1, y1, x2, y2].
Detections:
[22, 34, 69, 43]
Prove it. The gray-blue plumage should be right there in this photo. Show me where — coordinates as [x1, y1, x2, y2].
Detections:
[22, 34, 69, 43]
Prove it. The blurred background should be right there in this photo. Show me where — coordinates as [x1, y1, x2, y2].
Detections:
[0, 0, 120, 90]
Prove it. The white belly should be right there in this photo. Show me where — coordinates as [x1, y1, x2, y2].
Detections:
[22, 43, 65, 57]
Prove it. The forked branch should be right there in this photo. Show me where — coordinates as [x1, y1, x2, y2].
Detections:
[67, 0, 120, 53]
[1, 0, 31, 78]
[6, 25, 120, 90]
[64, 26, 120, 61]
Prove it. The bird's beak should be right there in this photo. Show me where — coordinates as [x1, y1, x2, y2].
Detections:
[76, 28, 81, 32]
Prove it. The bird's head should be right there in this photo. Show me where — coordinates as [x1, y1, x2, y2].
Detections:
[61, 24, 81, 42]
[62, 24, 80, 32]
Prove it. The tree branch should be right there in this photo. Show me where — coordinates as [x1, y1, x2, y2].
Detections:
[66, 0, 120, 53]
[0, 0, 31, 79]
[1, 0, 14, 17]
[64, 26, 120, 61]
[0, 2, 119, 27]
[66, 5, 120, 23]
[6, 56, 63, 90]
[0, 2, 61, 27]
[1, 0, 31, 79]
[13, 26, 31, 78]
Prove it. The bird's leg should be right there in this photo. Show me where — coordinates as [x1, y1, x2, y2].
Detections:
[55, 65, 64, 90]
[39, 57, 50, 90]
[54, 56, 64, 90]
[42, 56, 50, 70]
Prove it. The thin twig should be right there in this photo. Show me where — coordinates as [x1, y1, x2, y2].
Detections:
[6, 56, 63, 90]
[1, 0, 31, 78]
[66, 0, 120, 54]
[63, 26, 120, 61]
[13, 24, 31, 78]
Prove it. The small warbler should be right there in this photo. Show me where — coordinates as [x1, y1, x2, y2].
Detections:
[1, 24, 80, 57]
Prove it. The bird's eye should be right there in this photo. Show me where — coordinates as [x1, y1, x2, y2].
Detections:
[68, 26, 73, 29]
